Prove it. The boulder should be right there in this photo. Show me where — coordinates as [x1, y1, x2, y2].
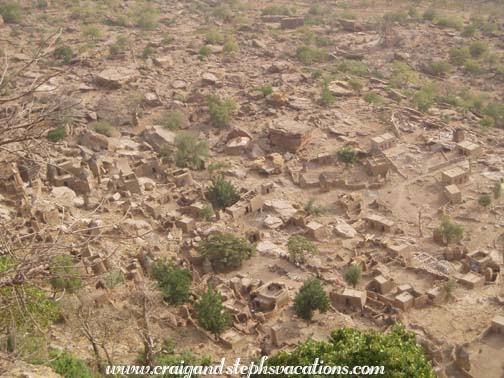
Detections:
[201, 72, 219, 85]
[268, 118, 312, 153]
[281, 17, 304, 29]
[327, 81, 353, 97]
[94, 67, 139, 89]
[334, 222, 357, 239]
[141, 126, 176, 153]
[153, 55, 174, 68]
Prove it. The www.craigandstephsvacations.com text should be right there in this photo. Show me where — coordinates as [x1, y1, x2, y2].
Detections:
[105, 356, 385, 377]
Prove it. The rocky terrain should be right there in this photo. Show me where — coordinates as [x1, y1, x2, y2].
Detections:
[1, 0, 504, 377]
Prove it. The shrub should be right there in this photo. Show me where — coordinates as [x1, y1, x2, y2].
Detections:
[287, 235, 318, 264]
[462, 24, 476, 37]
[494, 181, 502, 199]
[412, 86, 435, 112]
[255, 84, 273, 97]
[199, 45, 212, 57]
[198, 232, 254, 272]
[223, 35, 239, 54]
[428, 60, 451, 77]
[142, 45, 155, 59]
[390, 60, 415, 88]
[436, 216, 463, 244]
[103, 270, 123, 289]
[50, 255, 82, 293]
[348, 78, 363, 92]
[47, 127, 67, 142]
[0, 2, 22, 23]
[479, 194, 492, 207]
[54, 45, 73, 64]
[158, 109, 185, 130]
[212, 4, 233, 21]
[443, 279, 456, 301]
[204, 28, 225, 44]
[483, 102, 504, 128]
[207, 175, 240, 209]
[363, 91, 384, 105]
[337, 147, 359, 166]
[320, 82, 334, 106]
[296, 45, 328, 65]
[50, 349, 93, 378]
[383, 11, 408, 24]
[435, 15, 463, 30]
[422, 8, 437, 21]
[469, 41, 488, 58]
[464, 59, 485, 75]
[152, 260, 192, 305]
[207, 94, 235, 128]
[294, 278, 329, 321]
[198, 204, 214, 221]
[304, 198, 326, 216]
[336, 59, 368, 76]
[261, 5, 293, 16]
[90, 121, 116, 137]
[175, 132, 209, 170]
[109, 36, 129, 57]
[344, 264, 362, 288]
[133, 2, 159, 30]
[449, 47, 470, 66]
[195, 285, 231, 337]
[258, 326, 437, 377]
[82, 25, 103, 40]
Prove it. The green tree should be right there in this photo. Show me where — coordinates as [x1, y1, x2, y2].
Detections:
[207, 94, 235, 128]
[287, 235, 318, 264]
[207, 175, 240, 209]
[175, 132, 209, 170]
[343, 264, 362, 288]
[337, 147, 359, 166]
[152, 261, 192, 305]
[253, 325, 436, 378]
[50, 349, 94, 378]
[194, 285, 231, 337]
[436, 216, 463, 244]
[294, 278, 329, 321]
[493, 181, 501, 199]
[50, 255, 82, 293]
[198, 232, 254, 272]
[479, 194, 492, 207]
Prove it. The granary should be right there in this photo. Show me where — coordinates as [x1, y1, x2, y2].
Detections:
[459, 272, 485, 289]
[456, 140, 482, 158]
[452, 128, 465, 143]
[171, 168, 193, 187]
[441, 166, 469, 186]
[444, 184, 462, 204]
[331, 288, 367, 310]
[305, 221, 327, 240]
[365, 156, 390, 177]
[394, 291, 414, 311]
[367, 274, 395, 294]
[116, 159, 141, 194]
[466, 250, 494, 271]
[251, 281, 289, 312]
[491, 315, 504, 335]
[335, 192, 362, 215]
[268, 118, 312, 153]
[175, 216, 196, 233]
[363, 214, 395, 233]
[370, 133, 396, 153]
[132, 158, 164, 179]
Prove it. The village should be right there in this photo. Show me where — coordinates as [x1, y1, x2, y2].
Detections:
[0, 0, 504, 377]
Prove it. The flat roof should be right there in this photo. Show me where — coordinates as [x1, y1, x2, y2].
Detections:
[442, 166, 467, 178]
[444, 184, 461, 194]
[363, 214, 395, 227]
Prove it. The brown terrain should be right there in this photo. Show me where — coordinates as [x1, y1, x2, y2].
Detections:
[1, 0, 504, 377]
